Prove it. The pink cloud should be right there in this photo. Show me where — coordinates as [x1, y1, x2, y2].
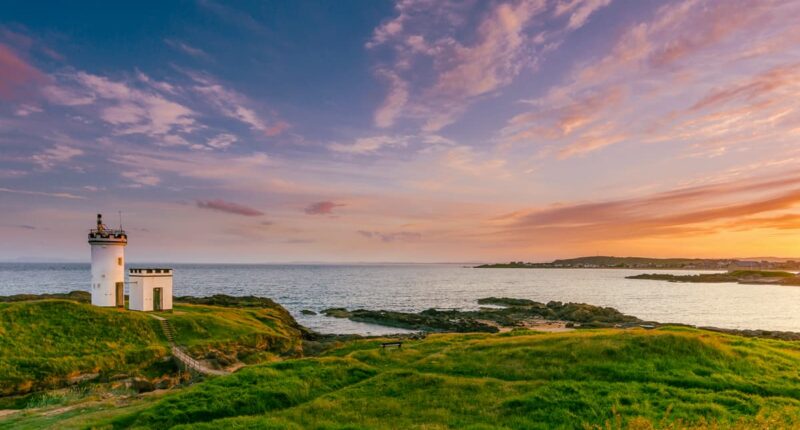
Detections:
[373, 68, 409, 128]
[554, 0, 612, 30]
[329, 135, 408, 154]
[368, 0, 610, 132]
[31, 145, 83, 170]
[0, 43, 46, 100]
[688, 63, 800, 113]
[507, 85, 625, 143]
[121, 171, 161, 187]
[304, 201, 344, 215]
[556, 130, 626, 159]
[197, 199, 265, 216]
[501, 0, 800, 160]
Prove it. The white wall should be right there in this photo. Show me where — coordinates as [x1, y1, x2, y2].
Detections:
[128, 273, 173, 311]
[90, 243, 125, 307]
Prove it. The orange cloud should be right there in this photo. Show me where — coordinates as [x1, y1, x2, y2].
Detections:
[504, 172, 800, 243]
[688, 63, 800, 112]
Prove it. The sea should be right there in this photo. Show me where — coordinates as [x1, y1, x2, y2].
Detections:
[1, 263, 798, 335]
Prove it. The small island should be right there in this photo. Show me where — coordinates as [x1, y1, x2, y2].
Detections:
[626, 270, 800, 286]
[476, 256, 800, 270]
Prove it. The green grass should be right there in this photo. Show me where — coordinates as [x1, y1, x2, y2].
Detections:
[628, 270, 800, 285]
[158, 303, 304, 362]
[0, 300, 168, 396]
[0, 299, 304, 398]
[17, 327, 800, 429]
[727, 270, 796, 278]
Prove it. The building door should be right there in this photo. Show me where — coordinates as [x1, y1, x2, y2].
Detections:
[153, 288, 162, 311]
[115, 282, 124, 308]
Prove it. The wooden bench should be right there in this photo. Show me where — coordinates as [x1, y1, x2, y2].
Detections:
[381, 341, 403, 349]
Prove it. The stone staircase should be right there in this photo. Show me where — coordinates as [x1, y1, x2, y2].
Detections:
[159, 318, 175, 343]
[150, 314, 229, 376]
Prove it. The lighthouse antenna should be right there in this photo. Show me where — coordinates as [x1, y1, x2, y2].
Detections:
[119, 211, 123, 230]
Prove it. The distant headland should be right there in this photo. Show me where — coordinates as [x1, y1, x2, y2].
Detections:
[475, 256, 800, 271]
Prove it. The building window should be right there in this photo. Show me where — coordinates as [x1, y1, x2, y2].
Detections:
[118, 257, 122, 266]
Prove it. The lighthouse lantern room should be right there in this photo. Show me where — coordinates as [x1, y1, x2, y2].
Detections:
[88, 213, 127, 307]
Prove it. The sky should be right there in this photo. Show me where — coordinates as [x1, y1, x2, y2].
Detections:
[1, 0, 800, 263]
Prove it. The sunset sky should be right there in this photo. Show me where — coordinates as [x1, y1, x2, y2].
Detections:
[1, 0, 800, 263]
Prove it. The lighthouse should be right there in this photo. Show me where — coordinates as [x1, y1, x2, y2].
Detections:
[88, 213, 127, 307]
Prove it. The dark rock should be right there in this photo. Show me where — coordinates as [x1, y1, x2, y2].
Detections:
[322, 308, 351, 318]
[324, 298, 646, 333]
[477, 297, 537, 307]
[130, 377, 156, 393]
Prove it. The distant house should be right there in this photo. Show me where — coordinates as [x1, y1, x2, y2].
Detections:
[129, 268, 173, 312]
[734, 261, 760, 269]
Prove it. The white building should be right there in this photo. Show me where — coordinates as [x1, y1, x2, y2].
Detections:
[128, 268, 173, 312]
[88, 213, 127, 307]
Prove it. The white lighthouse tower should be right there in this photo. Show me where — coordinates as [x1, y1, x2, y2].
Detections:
[88, 213, 127, 307]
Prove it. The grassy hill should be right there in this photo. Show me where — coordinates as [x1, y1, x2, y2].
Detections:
[0, 300, 168, 396]
[0, 296, 305, 398]
[158, 302, 305, 365]
[8, 327, 800, 429]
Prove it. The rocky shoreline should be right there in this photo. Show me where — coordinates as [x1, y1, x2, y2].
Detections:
[322, 297, 652, 333]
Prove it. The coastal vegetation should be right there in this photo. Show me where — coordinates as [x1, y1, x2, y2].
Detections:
[0, 299, 168, 397]
[0, 293, 305, 398]
[161, 301, 305, 366]
[5, 327, 800, 429]
[627, 270, 800, 286]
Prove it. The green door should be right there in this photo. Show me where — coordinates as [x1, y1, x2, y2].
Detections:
[153, 288, 162, 311]
[115, 282, 124, 307]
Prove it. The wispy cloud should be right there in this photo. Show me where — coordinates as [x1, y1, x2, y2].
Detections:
[196, 199, 265, 216]
[15, 104, 42, 116]
[441, 146, 508, 177]
[121, 170, 161, 187]
[373, 69, 408, 128]
[206, 133, 237, 149]
[502, 0, 800, 159]
[358, 230, 421, 242]
[554, 0, 612, 30]
[329, 135, 408, 154]
[368, 0, 612, 131]
[31, 144, 83, 170]
[190, 73, 288, 136]
[0, 187, 85, 200]
[164, 39, 211, 59]
[44, 71, 196, 138]
[501, 172, 800, 242]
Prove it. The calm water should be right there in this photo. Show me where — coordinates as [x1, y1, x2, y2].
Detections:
[1, 263, 798, 334]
